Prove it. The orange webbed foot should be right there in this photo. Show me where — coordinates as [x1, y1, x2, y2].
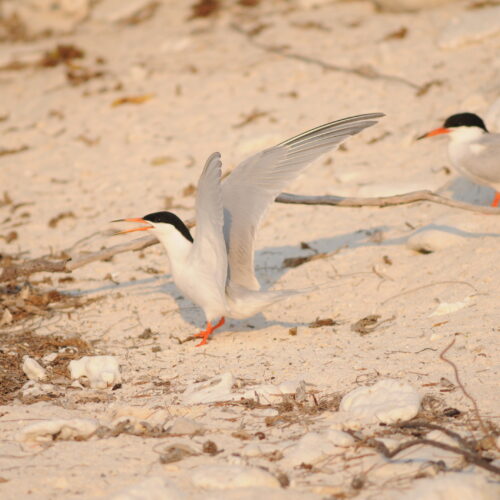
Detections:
[491, 192, 500, 208]
[193, 317, 225, 347]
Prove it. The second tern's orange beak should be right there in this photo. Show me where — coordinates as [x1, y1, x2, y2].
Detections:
[112, 218, 152, 235]
[417, 127, 451, 140]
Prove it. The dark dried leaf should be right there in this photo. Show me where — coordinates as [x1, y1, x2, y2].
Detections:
[48, 211, 75, 228]
[309, 317, 336, 328]
[382, 27, 408, 41]
[416, 79, 444, 97]
[233, 109, 270, 128]
[111, 94, 154, 107]
[0, 145, 29, 157]
[39, 45, 85, 67]
[189, 0, 220, 19]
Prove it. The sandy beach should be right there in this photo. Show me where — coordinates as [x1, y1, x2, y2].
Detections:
[1, 1, 499, 498]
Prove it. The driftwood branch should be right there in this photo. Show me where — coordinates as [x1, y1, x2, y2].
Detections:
[276, 190, 500, 214]
[2, 190, 500, 282]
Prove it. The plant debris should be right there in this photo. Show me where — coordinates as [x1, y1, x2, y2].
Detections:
[308, 317, 337, 328]
[0, 231, 18, 243]
[182, 183, 197, 197]
[0, 329, 93, 404]
[382, 27, 408, 41]
[282, 252, 329, 268]
[0, 145, 29, 157]
[238, 0, 260, 6]
[416, 79, 444, 97]
[350, 314, 382, 335]
[189, 0, 221, 20]
[233, 109, 271, 128]
[48, 211, 76, 228]
[39, 44, 85, 67]
[111, 94, 155, 107]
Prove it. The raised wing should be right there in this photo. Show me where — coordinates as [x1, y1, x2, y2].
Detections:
[190, 152, 228, 295]
[222, 112, 385, 290]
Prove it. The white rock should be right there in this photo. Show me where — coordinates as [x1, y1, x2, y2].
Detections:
[1, 308, 13, 325]
[400, 471, 500, 500]
[243, 384, 283, 405]
[439, 7, 500, 49]
[182, 373, 234, 405]
[165, 417, 204, 435]
[191, 465, 280, 490]
[42, 352, 58, 364]
[241, 442, 285, 458]
[19, 381, 55, 398]
[69, 355, 121, 389]
[242, 379, 307, 405]
[92, 0, 156, 23]
[340, 379, 421, 425]
[109, 476, 186, 500]
[281, 432, 338, 467]
[17, 418, 98, 444]
[278, 379, 306, 395]
[1, 0, 89, 37]
[322, 429, 355, 447]
[22, 356, 47, 381]
[109, 407, 170, 428]
[429, 296, 473, 317]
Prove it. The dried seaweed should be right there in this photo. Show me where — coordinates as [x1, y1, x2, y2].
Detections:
[0, 330, 93, 404]
[38, 45, 85, 67]
[233, 109, 271, 128]
[189, 0, 221, 20]
[111, 94, 155, 107]
[309, 317, 337, 328]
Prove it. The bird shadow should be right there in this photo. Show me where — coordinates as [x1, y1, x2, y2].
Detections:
[439, 176, 495, 205]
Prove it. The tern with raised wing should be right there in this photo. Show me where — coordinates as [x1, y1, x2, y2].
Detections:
[115, 113, 384, 346]
[418, 112, 500, 206]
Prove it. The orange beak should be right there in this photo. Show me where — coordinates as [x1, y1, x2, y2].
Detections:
[417, 127, 450, 140]
[111, 218, 152, 235]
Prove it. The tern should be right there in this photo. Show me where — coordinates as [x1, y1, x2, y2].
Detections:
[114, 113, 384, 346]
[418, 112, 500, 206]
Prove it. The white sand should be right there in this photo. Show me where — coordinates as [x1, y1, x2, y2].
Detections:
[1, 1, 499, 498]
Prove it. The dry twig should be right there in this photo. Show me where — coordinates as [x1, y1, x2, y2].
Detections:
[230, 24, 419, 90]
[439, 335, 489, 436]
[363, 436, 500, 475]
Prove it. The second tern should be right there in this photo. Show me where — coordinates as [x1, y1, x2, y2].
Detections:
[419, 112, 500, 206]
[115, 113, 384, 346]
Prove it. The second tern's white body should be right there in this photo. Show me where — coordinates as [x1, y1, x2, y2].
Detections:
[447, 126, 500, 190]
[149, 113, 384, 325]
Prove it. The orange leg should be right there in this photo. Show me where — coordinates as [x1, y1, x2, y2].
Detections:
[194, 317, 225, 347]
[491, 192, 500, 207]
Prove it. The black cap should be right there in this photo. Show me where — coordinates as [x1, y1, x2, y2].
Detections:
[443, 113, 488, 132]
[143, 211, 193, 243]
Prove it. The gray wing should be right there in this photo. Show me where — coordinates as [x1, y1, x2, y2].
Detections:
[190, 152, 228, 294]
[222, 112, 385, 290]
[464, 133, 500, 184]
